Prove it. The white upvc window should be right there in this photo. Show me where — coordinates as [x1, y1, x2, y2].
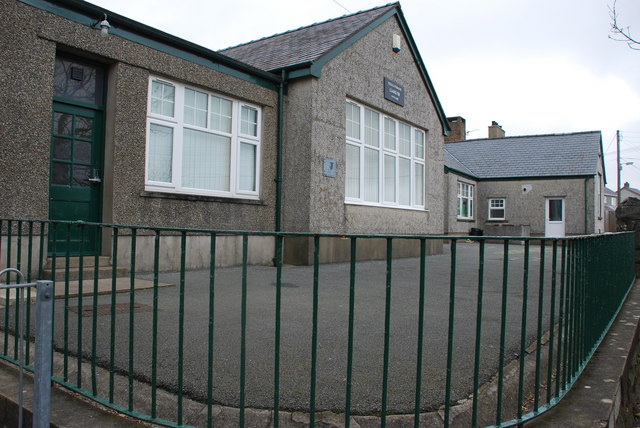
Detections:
[345, 100, 426, 209]
[146, 77, 261, 199]
[488, 198, 505, 220]
[457, 182, 474, 219]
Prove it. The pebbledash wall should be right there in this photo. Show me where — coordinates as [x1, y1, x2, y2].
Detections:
[444, 171, 605, 237]
[282, 17, 446, 264]
[1, 0, 280, 271]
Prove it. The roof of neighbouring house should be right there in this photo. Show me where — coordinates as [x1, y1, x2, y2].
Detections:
[220, 3, 398, 72]
[444, 131, 604, 180]
[621, 184, 640, 197]
[604, 187, 617, 196]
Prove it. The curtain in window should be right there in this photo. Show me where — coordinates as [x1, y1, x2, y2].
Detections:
[182, 128, 230, 191]
[346, 144, 360, 198]
[148, 123, 173, 183]
[414, 163, 424, 206]
[399, 158, 411, 205]
[384, 155, 396, 202]
[364, 147, 379, 202]
[239, 142, 256, 191]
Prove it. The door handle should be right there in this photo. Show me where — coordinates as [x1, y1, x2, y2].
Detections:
[89, 169, 102, 183]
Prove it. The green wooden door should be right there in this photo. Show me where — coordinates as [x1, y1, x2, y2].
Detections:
[49, 103, 103, 255]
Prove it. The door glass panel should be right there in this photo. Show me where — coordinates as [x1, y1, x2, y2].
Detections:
[549, 199, 563, 221]
[52, 162, 70, 185]
[74, 140, 92, 163]
[53, 113, 73, 135]
[75, 116, 93, 139]
[72, 165, 90, 187]
[53, 137, 71, 160]
[53, 56, 104, 105]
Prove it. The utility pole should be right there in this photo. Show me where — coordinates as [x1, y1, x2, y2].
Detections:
[617, 130, 621, 207]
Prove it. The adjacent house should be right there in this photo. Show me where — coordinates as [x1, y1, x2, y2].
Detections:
[1, 0, 449, 268]
[444, 120, 606, 237]
[619, 182, 640, 203]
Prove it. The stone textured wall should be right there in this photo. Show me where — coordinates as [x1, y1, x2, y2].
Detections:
[283, 16, 446, 235]
[476, 178, 592, 235]
[1, 0, 279, 232]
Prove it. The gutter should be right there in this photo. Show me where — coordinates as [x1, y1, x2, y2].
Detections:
[585, 178, 589, 234]
[275, 70, 286, 233]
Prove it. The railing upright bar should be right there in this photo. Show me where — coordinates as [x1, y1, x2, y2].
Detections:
[534, 240, 546, 411]
[517, 240, 530, 420]
[25, 222, 33, 366]
[546, 240, 558, 403]
[177, 231, 187, 425]
[4, 220, 11, 355]
[109, 227, 119, 403]
[14, 221, 22, 360]
[496, 239, 510, 425]
[381, 238, 393, 428]
[310, 235, 320, 427]
[50, 223, 58, 370]
[471, 240, 485, 427]
[207, 232, 216, 428]
[444, 239, 457, 428]
[128, 228, 137, 411]
[63, 223, 71, 381]
[413, 238, 427, 428]
[77, 224, 85, 388]
[273, 235, 283, 428]
[151, 231, 161, 419]
[344, 237, 357, 428]
[239, 234, 248, 428]
[91, 225, 101, 396]
[561, 240, 571, 391]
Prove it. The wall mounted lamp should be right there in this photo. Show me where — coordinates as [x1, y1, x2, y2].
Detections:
[95, 14, 110, 37]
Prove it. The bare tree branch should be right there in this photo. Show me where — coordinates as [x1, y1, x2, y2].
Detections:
[609, 0, 640, 50]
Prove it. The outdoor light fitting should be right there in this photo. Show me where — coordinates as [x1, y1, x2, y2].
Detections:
[96, 14, 110, 37]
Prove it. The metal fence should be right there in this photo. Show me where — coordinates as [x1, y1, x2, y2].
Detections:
[0, 218, 635, 428]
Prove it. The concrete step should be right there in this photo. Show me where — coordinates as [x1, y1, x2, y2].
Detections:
[45, 256, 112, 269]
[42, 265, 128, 281]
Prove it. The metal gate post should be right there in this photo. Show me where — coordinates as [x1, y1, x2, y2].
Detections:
[33, 280, 53, 428]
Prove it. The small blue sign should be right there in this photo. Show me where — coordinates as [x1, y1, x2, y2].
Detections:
[323, 158, 336, 178]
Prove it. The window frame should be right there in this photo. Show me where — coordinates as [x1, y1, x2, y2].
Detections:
[345, 100, 427, 210]
[457, 181, 474, 219]
[488, 198, 506, 220]
[145, 76, 262, 199]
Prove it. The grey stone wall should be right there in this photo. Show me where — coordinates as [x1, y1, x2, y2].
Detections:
[1, 0, 279, 232]
[476, 178, 591, 235]
[283, 16, 446, 235]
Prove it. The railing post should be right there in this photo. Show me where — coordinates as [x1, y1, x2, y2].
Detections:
[33, 280, 53, 428]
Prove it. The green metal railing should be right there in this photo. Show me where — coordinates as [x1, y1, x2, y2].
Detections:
[0, 218, 635, 428]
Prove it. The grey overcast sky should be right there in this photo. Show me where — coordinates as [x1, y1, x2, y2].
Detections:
[89, 0, 640, 190]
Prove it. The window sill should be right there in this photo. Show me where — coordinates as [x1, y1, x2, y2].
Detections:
[345, 201, 428, 212]
[140, 191, 266, 206]
[456, 218, 475, 222]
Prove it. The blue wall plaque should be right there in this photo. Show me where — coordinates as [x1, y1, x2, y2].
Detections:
[323, 158, 336, 178]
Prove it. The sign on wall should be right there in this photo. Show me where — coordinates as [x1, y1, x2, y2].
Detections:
[384, 77, 404, 106]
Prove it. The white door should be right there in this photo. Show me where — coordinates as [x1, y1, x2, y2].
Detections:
[545, 198, 565, 237]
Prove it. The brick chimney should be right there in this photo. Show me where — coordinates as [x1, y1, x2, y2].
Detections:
[488, 121, 505, 138]
[445, 116, 466, 142]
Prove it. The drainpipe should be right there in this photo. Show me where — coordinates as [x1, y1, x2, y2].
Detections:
[584, 178, 589, 234]
[273, 70, 286, 266]
[275, 70, 286, 233]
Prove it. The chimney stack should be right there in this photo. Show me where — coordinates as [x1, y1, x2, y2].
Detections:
[445, 116, 466, 142]
[488, 121, 505, 138]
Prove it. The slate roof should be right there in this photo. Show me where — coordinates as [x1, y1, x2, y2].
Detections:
[220, 3, 398, 72]
[444, 131, 603, 179]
